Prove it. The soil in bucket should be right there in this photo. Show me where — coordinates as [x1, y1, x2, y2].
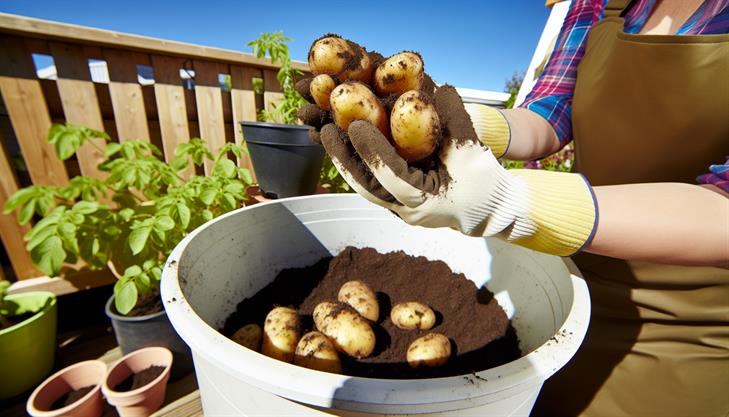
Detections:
[223, 247, 521, 379]
[0, 312, 34, 330]
[113, 365, 166, 392]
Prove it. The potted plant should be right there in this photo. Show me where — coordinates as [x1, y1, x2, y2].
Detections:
[3, 124, 254, 377]
[0, 280, 58, 400]
[242, 31, 325, 199]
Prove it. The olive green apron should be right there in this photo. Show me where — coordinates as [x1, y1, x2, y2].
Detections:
[532, 1, 729, 416]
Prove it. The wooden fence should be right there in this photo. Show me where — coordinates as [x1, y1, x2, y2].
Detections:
[0, 13, 309, 284]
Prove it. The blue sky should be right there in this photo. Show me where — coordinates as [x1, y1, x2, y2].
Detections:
[0, 1, 550, 92]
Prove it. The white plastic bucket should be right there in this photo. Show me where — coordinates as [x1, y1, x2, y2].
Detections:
[161, 194, 590, 416]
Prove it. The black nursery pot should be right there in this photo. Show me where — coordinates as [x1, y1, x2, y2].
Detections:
[241, 122, 324, 199]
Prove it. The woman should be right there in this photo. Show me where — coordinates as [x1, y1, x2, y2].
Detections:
[301, 0, 729, 415]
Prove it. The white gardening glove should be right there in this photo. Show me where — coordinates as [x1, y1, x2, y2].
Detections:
[320, 85, 597, 256]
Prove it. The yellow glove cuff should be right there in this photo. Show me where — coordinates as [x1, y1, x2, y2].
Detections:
[464, 103, 510, 158]
[509, 169, 598, 256]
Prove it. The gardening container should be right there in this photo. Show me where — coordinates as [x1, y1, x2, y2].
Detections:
[105, 296, 192, 379]
[0, 291, 57, 400]
[26, 360, 106, 417]
[241, 121, 324, 198]
[161, 194, 591, 416]
[102, 346, 173, 417]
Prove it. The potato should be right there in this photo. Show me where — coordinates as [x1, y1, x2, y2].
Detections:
[337, 280, 379, 322]
[373, 52, 424, 96]
[294, 331, 342, 374]
[313, 301, 376, 359]
[390, 90, 440, 161]
[390, 302, 436, 331]
[406, 333, 451, 368]
[330, 82, 390, 137]
[310, 74, 336, 111]
[261, 307, 301, 363]
[231, 323, 262, 351]
[308, 36, 372, 82]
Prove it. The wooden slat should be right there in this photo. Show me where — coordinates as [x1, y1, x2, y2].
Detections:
[0, 13, 308, 72]
[0, 35, 69, 187]
[263, 92, 285, 115]
[151, 55, 192, 176]
[104, 48, 150, 142]
[193, 60, 226, 175]
[50, 42, 107, 178]
[0, 130, 37, 279]
[230, 66, 259, 182]
[6, 268, 115, 296]
[263, 69, 283, 93]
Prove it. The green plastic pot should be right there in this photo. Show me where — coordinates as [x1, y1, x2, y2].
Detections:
[0, 291, 57, 400]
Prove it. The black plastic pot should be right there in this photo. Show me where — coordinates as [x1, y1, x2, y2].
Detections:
[241, 122, 324, 199]
[105, 296, 193, 379]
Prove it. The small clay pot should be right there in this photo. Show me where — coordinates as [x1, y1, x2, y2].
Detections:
[102, 346, 173, 417]
[26, 360, 106, 417]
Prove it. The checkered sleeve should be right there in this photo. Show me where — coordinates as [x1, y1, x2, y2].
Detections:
[519, 0, 606, 148]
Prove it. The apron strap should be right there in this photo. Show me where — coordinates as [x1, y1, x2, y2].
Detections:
[604, 0, 634, 18]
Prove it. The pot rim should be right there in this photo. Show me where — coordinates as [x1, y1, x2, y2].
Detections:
[101, 346, 172, 399]
[240, 121, 311, 130]
[104, 295, 166, 322]
[26, 359, 106, 417]
[0, 292, 57, 336]
[160, 194, 591, 411]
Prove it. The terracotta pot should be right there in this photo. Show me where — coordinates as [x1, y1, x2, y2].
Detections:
[102, 346, 173, 417]
[26, 360, 106, 417]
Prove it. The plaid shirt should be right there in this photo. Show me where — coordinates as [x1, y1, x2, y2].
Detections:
[520, 0, 729, 191]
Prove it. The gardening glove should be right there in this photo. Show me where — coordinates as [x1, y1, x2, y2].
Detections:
[463, 103, 511, 158]
[321, 85, 598, 257]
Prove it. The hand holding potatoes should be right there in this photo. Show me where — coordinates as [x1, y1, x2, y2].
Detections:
[298, 35, 439, 162]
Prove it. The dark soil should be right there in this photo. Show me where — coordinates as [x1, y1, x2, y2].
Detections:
[111, 288, 163, 317]
[50, 385, 95, 410]
[0, 312, 34, 331]
[114, 365, 166, 392]
[224, 247, 520, 379]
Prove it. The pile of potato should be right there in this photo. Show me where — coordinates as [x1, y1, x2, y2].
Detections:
[304, 35, 441, 162]
[230, 280, 452, 374]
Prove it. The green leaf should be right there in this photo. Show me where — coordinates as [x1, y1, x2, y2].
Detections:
[136, 272, 151, 295]
[224, 182, 245, 195]
[201, 209, 213, 222]
[58, 221, 78, 255]
[214, 158, 236, 178]
[155, 215, 174, 231]
[175, 202, 191, 229]
[115, 280, 138, 315]
[238, 168, 254, 185]
[3, 188, 37, 213]
[26, 225, 57, 252]
[128, 225, 152, 255]
[73, 201, 99, 214]
[105, 142, 122, 157]
[18, 199, 36, 225]
[31, 235, 65, 276]
[221, 193, 236, 211]
[119, 208, 135, 221]
[123, 265, 142, 278]
[200, 188, 218, 206]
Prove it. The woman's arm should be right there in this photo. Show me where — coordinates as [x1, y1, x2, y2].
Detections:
[586, 183, 729, 267]
[500, 108, 561, 160]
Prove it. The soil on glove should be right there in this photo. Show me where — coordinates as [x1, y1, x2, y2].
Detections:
[50, 385, 95, 409]
[114, 365, 166, 392]
[223, 246, 520, 379]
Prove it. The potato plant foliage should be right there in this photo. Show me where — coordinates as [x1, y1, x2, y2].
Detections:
[3, 124, 254, 315]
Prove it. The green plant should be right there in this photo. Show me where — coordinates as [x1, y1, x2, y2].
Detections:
[3, 124, 254, 315]
[0, 280, 12, 328]
[247, 32, 308, 125]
